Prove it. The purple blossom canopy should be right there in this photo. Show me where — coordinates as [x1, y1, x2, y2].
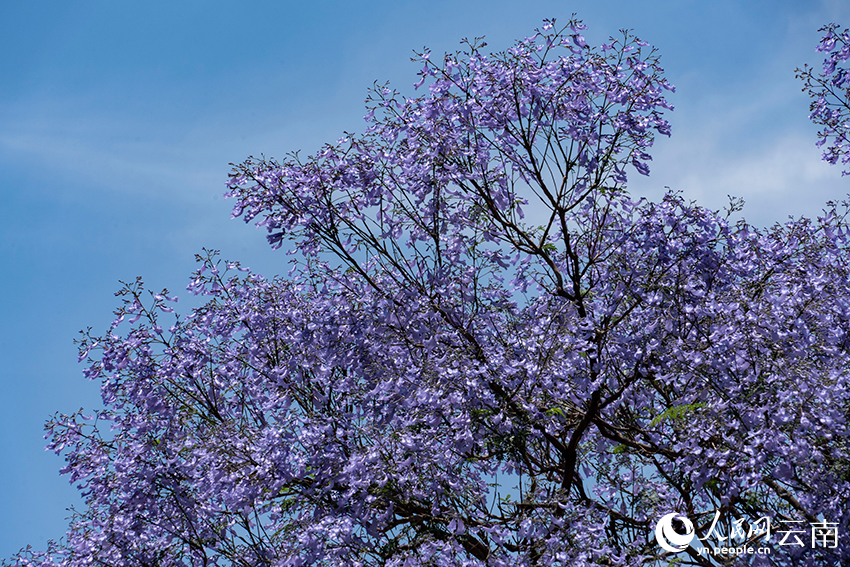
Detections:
[6, 18, 850, 567]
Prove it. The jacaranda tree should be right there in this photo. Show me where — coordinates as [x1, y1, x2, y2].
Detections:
[798, 23, 850, 175]
[7, 18, 850, 567]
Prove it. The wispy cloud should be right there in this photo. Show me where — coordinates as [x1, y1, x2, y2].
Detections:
[635, 129, 846, 227]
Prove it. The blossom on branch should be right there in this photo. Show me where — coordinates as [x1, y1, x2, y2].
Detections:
[798, 23, 850, 174]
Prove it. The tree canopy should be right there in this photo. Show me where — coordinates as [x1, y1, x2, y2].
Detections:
[7, 18, 850, 567]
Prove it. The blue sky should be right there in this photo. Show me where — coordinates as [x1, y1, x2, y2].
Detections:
[2, 0, 849, 558]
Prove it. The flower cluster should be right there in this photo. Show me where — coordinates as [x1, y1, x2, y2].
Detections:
[7, 19, 850, 567]
[798, 23, 850, 174]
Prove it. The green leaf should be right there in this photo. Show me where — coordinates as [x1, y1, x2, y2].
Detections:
[648, 402, 706, 428]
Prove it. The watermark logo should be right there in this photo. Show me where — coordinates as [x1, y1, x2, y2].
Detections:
[655, 512, 695, 553]
[653, 511, 839, 558]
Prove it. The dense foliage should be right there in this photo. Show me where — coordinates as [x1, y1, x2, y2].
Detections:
[8, 19, 850, 567]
